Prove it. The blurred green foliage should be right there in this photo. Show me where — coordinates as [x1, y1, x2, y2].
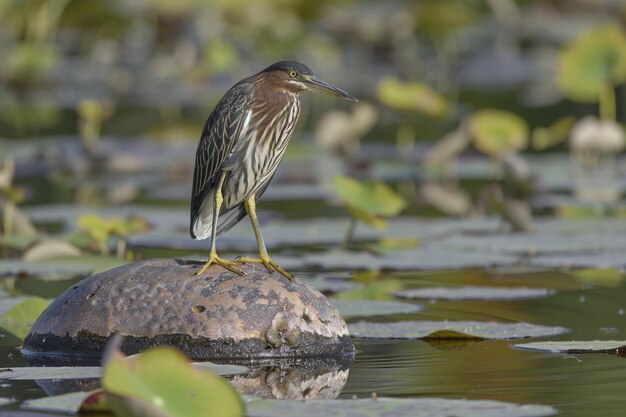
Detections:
[102, 345, 244, 417]
[469, 110, 529, 158]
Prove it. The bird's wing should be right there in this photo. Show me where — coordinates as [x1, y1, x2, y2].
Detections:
[190, 81, 253, 237]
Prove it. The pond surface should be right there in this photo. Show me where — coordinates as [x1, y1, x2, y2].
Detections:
[2, 139, 626, 417]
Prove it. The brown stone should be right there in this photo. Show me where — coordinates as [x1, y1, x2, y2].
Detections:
[22, 258, 353, 361]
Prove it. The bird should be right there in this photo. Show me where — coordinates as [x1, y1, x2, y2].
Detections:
[190, 61, 357, 280]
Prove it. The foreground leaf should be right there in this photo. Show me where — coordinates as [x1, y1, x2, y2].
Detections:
[0, 297, 50, 339]
[103, 347, 244, 417]
[514, 341, 626, 354]
[348, 320, 567, 340]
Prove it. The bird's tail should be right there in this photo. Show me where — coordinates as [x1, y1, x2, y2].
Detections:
[191, 190, 215, 240]
[191, 192, 247, 240]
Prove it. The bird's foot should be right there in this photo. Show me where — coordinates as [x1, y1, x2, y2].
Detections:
[237, 256, 296, 281]
[196, 254, 244, 276]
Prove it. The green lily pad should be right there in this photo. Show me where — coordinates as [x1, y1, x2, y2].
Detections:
[0, 362, 247, 380]
[514, 341, 626, 354]
[333, 176, 406, 227]
[332, 299, 423, 318]
[0, 297, 50, 340]
[376, 77, 448, 117]
[247, 397, 557, 417]
[470, 110, 529, 157]
[393, 286, 554, 301]
[531, 116, 575, 151]
[348, 320, 567, 340]
[103, 346, 244, 417]
[567, 268, 624, 287]
[557, 24, 626, 102]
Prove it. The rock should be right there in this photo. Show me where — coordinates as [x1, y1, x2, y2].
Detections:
[22, 259, 354, 361]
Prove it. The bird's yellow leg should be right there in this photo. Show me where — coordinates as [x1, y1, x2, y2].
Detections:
[238, 195, 295, 281]
[196, 173, 243, 276]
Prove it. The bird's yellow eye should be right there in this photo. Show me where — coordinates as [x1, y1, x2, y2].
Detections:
[288, 70, 298, 78]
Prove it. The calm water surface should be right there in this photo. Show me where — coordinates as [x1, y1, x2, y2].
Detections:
[0, 266, 624, 417]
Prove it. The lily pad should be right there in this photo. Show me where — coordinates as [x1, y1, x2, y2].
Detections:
[393, 286, 554, 301]
[333, 176, 406, 229]
[557, 24, 626, 102]
[21, 391, 93, 413]
[0, 297, 50, 340]
[531, 116, 576, 151]
[0, 362, 248, 380]
[0, 256, 127, 280]
[22, 239, 82, 261]
[247, 397, 557, 417]
[301, 277, 360, 293]
[303, 248, 518, 271]
[332, 299, 423, 318]
[348, 320, 567, 340]
[376, 77, 448, 117]
[469, 110, 529, 157]
[103, 346, 244, 417]
[514, 341, 626, 354]
[530, 252, 626, 269]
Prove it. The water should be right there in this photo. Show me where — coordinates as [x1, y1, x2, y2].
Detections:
[0, 264, 625, 416]
[2, 136, 626, 416]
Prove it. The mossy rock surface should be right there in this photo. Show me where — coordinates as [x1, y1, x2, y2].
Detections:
[22, 258, 353, 361]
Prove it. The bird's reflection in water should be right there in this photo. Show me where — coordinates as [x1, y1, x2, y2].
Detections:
[30, 355, 352, 400]
[228, 357, 351, 399]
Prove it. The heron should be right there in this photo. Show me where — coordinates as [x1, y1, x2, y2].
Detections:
[190, 61, 357, 280]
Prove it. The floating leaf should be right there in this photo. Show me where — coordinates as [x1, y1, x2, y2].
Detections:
[77, 214, 110, 244]
[334, 176, 406, 217]
[394, 286, 554, 301]
[22, 239, 82, 261]
[347, 206, 386, 229]
[531, 116, 575, 151]
[0, 297, 50, 340]
[376, 77, 448, 117]
[333, 280, 404, 301]
[247, 397, 557, 417]
[557, 24, 626, 102]
[22, 391, 93, 414]
[0, 362, 247, 380]
[0, 256, 127, 280]
[8, 42, 58, 80]
[470, 110, 529, 157]
[103, 347, 245, 417]
[514, 341, 626, 354]
[332, 299, 423, 318]
[568, 268, 624, 287]
[348, 320, 567, 340]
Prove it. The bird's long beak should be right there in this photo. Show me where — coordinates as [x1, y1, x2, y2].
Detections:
[304, 76, 358, 102]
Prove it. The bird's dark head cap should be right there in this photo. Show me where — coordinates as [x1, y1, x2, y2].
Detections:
[261, 61, 314, 76]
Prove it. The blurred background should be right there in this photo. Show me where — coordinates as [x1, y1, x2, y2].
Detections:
[0, 0, 626, 267]
[2, 2, 626, 415]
